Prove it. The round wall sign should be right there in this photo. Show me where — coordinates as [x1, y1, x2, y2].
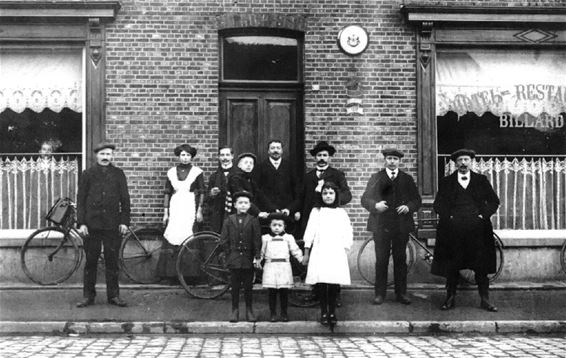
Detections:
[337, 25, 369, 56]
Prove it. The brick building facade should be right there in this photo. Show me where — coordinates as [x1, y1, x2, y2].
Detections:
[1, 0, 565, 283]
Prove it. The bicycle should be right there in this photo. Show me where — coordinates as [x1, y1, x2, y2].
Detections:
[357, 218, 504, 286]
[175, 231, 316, 307]
[561, 239, 566, 275]
[20, 199, 164, 285]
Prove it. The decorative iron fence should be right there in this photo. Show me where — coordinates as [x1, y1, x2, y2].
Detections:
[441, 155, 566, 230]
[1, 155, 79, 229]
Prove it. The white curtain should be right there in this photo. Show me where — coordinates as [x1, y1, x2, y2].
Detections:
[0, 157, 78, 230]
[444, 157, 566, 230]
[0, 47, 82, 113]
[436, 50, 566, 119]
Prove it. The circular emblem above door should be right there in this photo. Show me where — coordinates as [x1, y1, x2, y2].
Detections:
[337, 25, 369, 56]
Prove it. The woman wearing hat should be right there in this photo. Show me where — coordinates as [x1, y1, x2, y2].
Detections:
[157, 144, 205, 282]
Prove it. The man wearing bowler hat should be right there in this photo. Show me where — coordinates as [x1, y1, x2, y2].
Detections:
[76, 142, 131, 308]
[361, 148, 421, 305]
[292, 141, 352, 240]
[432, 148, 500, 312]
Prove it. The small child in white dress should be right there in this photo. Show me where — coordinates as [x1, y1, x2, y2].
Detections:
[302, 182, 353, 326]
[260, 212, 303, 322]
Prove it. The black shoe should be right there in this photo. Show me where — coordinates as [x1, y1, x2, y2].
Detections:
[372, 296, 384, 305]
[76, 298, 94, 308]
[246, 309, 257, 322]
[270, 312, 277, 322]
[396, 294, 412, 305]
[480, 299, 498, 312]
[440, 295, 456, 310]
[320, 313, 329, 326]
[280, 312, 289, 322]
[107, 297, 127, 307]
[328, 313, 337, 325]
[229, 309, 239, 323]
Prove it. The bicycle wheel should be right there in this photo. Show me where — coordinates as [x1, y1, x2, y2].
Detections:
[177, 232, 230, 299]
[357, 236, 416, 286]
[20, 227, 81, 285]
[288, 255, 318, 308]
[561, 240, 566, 275]
[459, 232, 505, 284]
[119, 227, 164, 284]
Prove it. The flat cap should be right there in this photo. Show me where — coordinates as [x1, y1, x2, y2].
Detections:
[93, 142, 116, 153]
[232, 190, 254, 201]
[382, 148, 404, 158]
[267, 211, 290, 223]
[237, 152, 257, 163]
[450, 148, 476, 162]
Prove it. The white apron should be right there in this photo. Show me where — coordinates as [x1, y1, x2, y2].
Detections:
[163, 166, 203, 245]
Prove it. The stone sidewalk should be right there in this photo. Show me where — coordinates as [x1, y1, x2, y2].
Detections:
[1, 282, 565, 335]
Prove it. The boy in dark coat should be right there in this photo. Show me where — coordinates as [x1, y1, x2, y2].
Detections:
[432, 148, 500, 312]
[361, 148, 421, 305]
[221, 191, 262, 322]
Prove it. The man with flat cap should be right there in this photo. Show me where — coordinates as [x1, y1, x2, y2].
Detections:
[432, 148, 500, 312]
[76, 142, 130, 308]
[292, 141, 352, 240]
[361, 148, 421, 305]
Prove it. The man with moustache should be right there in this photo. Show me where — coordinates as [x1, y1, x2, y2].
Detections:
[361, 148, 421, 305]
[293, 141, 352, 238]
[207, 146, 237, 233]
[76, 142, 130, 308]
[432, 149, 500, 312]
[255, 140, 300, 230]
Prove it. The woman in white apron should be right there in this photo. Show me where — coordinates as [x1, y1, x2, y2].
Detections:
[157, 144, 205, 283]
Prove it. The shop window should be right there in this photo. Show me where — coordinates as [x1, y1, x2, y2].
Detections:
[0, 47, 84, 230]
[436, 49, 566, 230]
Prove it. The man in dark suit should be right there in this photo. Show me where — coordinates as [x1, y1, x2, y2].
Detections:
[361, 148, 421, 305]
[255, 140, 300, 230]
[432, 149, 500, 312]
[206, 146, 237, 233]
[293, 141, 352, 239]
[76, 142, 130, 308]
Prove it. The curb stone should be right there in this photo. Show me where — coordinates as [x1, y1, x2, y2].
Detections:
[1, 320, 565, 335]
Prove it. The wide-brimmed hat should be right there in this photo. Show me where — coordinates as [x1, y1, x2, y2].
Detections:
[232, 190, 254, 201]
[382, 148, 404, 158]
[309, 141, 336, 156]
[450, 148, 476, 162]
[237, 152, 257, 163]
[174, 144, 197, 157]
[93, 142, 116, 153]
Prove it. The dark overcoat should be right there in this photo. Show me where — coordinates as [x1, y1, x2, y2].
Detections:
[206, 166, 237, 233]
[292, 166, 352, 238]
[77, 164, 131, 230]
[255, 158, 300, 213]
[361, 169, 421, 234]
[221, 213, 262, 269]
[431, 171, 500, 277]
[227, 168, 275, 216]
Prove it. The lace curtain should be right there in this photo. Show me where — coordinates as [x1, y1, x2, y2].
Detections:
[443, 156, 566, 230]
[0, 48, 82, 113]
[0, 157, 78, 229]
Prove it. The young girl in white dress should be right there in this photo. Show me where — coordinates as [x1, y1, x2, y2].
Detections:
[302, 182, 353, 326]
[261, 212, 303, 322]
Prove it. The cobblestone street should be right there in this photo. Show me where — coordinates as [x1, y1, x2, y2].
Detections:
[1, 335, 564, 357]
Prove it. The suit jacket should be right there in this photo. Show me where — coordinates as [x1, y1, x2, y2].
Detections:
[255, 158, 300, 212]
[293, 166, 352, 238]
[206, 166, 237, 233]
[431, 171, 500, 276]
[77, 164, 131, 231]
[221, 213, 262, 269]
[227, 168, 274, 216]
[361, 169, 421, 234]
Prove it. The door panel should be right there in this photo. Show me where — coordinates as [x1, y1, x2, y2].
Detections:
[220, 90, 302, 169]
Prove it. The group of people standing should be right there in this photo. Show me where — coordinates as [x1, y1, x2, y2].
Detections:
[74, 139, 501, 325]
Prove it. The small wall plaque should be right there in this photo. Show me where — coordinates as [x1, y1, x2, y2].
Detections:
[337, 25, 369, 56]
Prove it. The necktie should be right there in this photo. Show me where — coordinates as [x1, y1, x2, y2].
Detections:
[391, 172, 396, 180]
[461, 176, 468, 181]
[317, 169, 325, 178]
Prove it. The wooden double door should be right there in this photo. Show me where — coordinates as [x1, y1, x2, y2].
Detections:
[219, 88, 304, 171]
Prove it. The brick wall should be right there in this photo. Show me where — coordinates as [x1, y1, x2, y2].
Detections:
[103, 0, 565, 237]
